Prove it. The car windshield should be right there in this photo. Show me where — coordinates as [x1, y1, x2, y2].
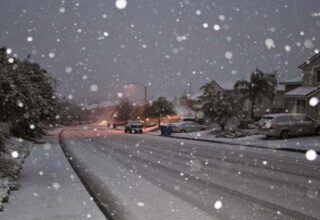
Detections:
[1, 1, 320, 220]
[262, 116, 274, 121]
[170, 122, 188, 126]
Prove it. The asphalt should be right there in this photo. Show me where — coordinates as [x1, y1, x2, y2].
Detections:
[60, 125, 320, 220]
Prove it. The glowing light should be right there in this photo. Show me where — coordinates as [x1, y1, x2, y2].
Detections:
[115, 0, 127, 10]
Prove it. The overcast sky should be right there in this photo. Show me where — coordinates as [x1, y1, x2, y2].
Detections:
[1, 0, 319, 104]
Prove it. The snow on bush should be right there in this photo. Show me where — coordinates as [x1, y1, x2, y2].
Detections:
[0, 136, 31, 211]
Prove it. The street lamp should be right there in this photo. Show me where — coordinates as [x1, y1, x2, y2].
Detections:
[130, 82, 147, 123]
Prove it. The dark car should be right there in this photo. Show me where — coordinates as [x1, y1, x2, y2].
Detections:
[124, 121, 144, 134]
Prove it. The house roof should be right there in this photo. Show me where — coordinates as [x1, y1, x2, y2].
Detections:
[189, 80, 234, 101]
[298, 53, 320, 69]
[285, 86, 320, 97]
[263, 113, 307, 117]
[84, 100, 118, 110]
[189, 92, 203, 100]
[175, 106, 195, 117]
[279, 76, 303, 85]
[216, 81, 234, 90]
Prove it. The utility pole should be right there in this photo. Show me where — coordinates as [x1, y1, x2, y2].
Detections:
[131, 82, 147, 124]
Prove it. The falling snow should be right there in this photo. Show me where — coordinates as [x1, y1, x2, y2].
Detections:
[203, 23, 209, 28]
[65, 66, 73, 73]
[115, 0, 127, 10]
[265, 38, 275, 49]
[214, 200, 222, 210]
[309, 97, 319, 107]
[225, 51, 233, 60]
[26, 36, 33, 42]
[306, 150, 317, 161]
[11, 151, 19, 158]
[90, 84, 98, 92]
[0, 1, 320, 219]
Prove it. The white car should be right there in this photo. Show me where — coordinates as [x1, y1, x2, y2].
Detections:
[169, 122, 207, 133]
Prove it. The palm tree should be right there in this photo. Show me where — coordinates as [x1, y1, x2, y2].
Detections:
[234, 68, 277, 120]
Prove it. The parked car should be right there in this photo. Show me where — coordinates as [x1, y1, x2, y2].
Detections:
[181, 117, 197, 122]
[124, 121, 144, 134]
[169, 121, 207, 133]
[144, 122, 157, 127]
[258, 113, 320, 139]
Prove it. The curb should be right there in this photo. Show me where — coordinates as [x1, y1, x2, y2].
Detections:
[155, 134, 319, 154]
[58, 129, 111, 220]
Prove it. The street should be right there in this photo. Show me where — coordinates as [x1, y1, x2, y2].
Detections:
[1, 1, 320, 219]
[60, 125, 320, 220]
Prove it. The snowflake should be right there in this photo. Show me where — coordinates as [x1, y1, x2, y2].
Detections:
[115, 0, 127, 10]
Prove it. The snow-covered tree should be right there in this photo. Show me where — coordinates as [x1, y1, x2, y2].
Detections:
[147, 97, 176, 126]
[115, 98, 134, 122]
[198, 83, 243, 130]
[0, 47, 57, 137]
[234, 68, 277, 120]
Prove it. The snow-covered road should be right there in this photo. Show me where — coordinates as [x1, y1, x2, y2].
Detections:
[60, 125, 320, 220]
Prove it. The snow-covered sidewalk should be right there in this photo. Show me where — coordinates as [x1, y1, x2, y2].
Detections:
[0, 135, 106, 220]
[154, 130, 320, 153]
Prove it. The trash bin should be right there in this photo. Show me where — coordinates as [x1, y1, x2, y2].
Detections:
[160, 125, 172, 136]
[160, 125, 165, 135]
[167, 125, 172, 136]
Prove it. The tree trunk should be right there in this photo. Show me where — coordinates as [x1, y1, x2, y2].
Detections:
[157, 116, 161, 127]
[251, 99, 256, 120]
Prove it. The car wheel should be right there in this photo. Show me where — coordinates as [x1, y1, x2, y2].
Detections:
[181, 129, 186, 133]
[315, 126, 320, 135]
[281, 130, 289, 139]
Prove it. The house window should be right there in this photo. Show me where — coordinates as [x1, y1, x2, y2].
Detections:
[301, 100, 306, 113]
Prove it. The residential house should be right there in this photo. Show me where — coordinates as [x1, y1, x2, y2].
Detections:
[272, 84, 286, 112]
[189, 80, 234, 102]
[283, 53, 320, 119]
[173, 95, 196, 118]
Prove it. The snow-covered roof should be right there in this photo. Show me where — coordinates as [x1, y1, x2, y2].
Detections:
[189, 80, 234, 101]
[279, 76, 302, 85]
[189, 92, 203, 100]
[84, 100, 118, 110]
[298, 53, 320, 69]
[285, 87, 319, 97]
[216, 81, 234, 90]
[175, 106, 195, 117]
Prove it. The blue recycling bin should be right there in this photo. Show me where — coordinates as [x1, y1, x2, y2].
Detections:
[160, 125, 172, 136]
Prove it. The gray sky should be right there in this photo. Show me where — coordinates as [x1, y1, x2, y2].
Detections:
[1, 0, 319, 104]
